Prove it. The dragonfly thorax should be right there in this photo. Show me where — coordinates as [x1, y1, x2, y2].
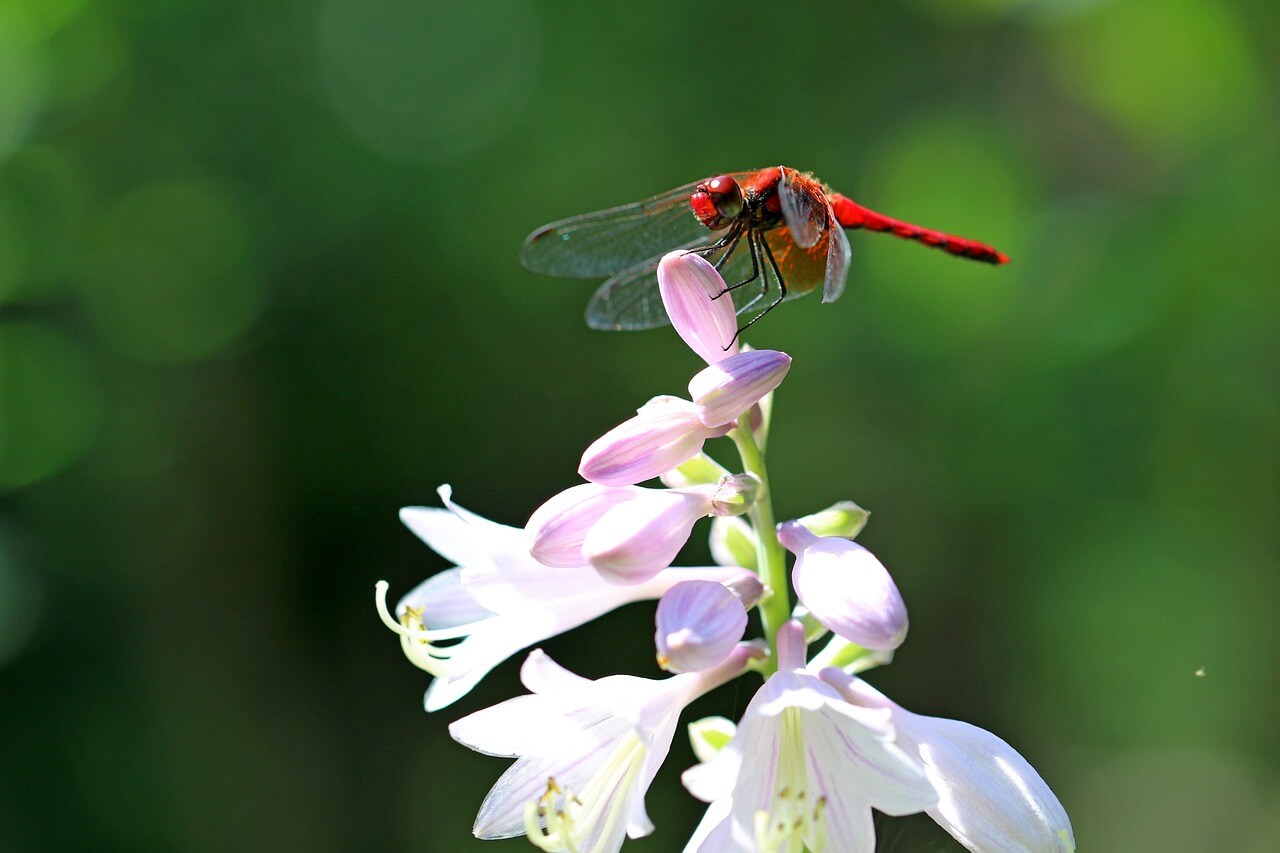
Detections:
[691, 172, 785, 236]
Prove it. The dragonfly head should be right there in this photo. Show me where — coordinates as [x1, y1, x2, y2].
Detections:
[691, 174, 743, 230]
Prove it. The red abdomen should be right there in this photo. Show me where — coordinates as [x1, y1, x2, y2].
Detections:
[828, 194, 1009, 265]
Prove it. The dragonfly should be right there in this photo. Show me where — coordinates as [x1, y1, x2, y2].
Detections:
[520, 166, 1009, 332]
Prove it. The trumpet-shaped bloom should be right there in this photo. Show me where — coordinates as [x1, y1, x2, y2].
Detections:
[579, 396, 731, 487]
[375, 486, 757, 711]
[657, 251, 740, 364]
[655, 578, 761, 673]
[451, 645, 763, 853]
[821, 669, 1076, 853]
[777, 520, 908, 651]
[681, 621, 936, 852]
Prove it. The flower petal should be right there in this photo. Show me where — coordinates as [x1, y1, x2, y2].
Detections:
[895, 712, 1075, 852]
[688, 349, 791, 427]
[520, 648, 593, 695]
[682, 797, 734, 852]
[395, 567, 492, 630]
[579, 399, 726, 487]
[584, 489, 710, 584]
[781, 524, 909, 651]
[655, 580, 748, 673]
[527, 483, 641, 568]
[657, 251, 740, 364]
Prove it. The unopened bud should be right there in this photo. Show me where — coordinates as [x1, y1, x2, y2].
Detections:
[796, 500, 870, 540]
[527, 483, 641, 568]
[709, 473, 760, 517]
[777, 520, 908, 651]
[660, 452, 731, 489]
[657, 251, 740, 364]
[688, 349, 792, 428]
[687, 716, 737, 763]
[579, 397, 730, 487]
[655, 580, 749, 673]
[584, 488, 711, 584]
[709, 516, 757, 570]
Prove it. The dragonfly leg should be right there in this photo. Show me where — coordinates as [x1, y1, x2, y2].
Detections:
[711, 230, 743, 273]
[732, 233, 789, 340]
[688, 226, 739, 259]
[714, 230, 762, 300]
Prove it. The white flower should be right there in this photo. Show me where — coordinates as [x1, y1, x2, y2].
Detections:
[681, 621, 936, 852]
[375, 485, 757, 711]
[821, 669, 1076, 853]
[450, 645, 762, 853]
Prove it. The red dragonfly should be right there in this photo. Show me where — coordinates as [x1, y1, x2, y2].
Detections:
[520, 166, 1008, 331]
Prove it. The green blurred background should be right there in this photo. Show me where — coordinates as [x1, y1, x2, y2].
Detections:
[1, 0, 1277, 849]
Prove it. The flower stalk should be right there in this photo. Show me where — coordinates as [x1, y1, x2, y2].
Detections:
[728, 420, 789, 671]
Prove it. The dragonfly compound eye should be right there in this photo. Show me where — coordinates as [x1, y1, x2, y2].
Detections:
[706, 175, 743, 220]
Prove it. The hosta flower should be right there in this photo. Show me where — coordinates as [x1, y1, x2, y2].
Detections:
[579, 396, 731, 487]
[777, 520, 909, 651]
[527, 483, 643, 568]
[688, 349, 791, 427]
[584, 475, 759, 584]
[681, 621, 936, 852]
[657, 251, 740, 363]
[450, 645, 764, 853]
[375, 486, 757, 711]
[821, 669, 1076, 853]
[654, 577, 762, 673]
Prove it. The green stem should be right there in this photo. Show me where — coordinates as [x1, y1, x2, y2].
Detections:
[730, 423, 790, 673]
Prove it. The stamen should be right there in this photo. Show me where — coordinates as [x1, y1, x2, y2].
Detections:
[519, 736, 646, 852]
[375, 580, 489, 678]
[374, 580, 476, 642]
[752, 708, 829, 853]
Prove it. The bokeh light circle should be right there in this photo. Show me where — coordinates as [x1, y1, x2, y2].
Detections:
[318, 0, 542, 163]
[1047, 0, 1262, 157]
[81, 181, 266, 362]
[0, 322, 103, 490]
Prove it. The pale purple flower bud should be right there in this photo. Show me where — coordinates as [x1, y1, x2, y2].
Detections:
[655, 580, 749, 673]
[688, 349, 791, 427]
[657, 251, 740, 364]
[777, 520, 908, 650]
[526, 483, 641, 568]
[579, 397, 730, 487]
[584, 487, 714, 584]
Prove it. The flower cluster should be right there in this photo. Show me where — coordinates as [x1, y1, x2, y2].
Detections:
[377, 252, 1074, 851]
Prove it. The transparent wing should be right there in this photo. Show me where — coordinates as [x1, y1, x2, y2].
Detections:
[778, 168, 828, 249]
[584, 237, 705, 331]
[585, 225, 826, 331]
[822, 202, 852, 303]
[520, 180, 710, 279]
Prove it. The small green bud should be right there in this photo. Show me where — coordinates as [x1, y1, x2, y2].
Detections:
[687, 716, 737, 763]
[660, 452, 730, 489]
[709, 473, 760, 517]
[709, 516, 757, 571]
[797, 500, 870, 540]
[807, 634, 895, 675]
